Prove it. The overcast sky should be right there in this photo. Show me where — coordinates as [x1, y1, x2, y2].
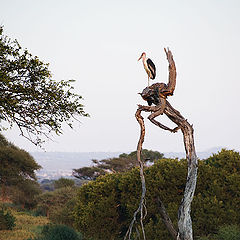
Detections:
[1, 0, 240, 153]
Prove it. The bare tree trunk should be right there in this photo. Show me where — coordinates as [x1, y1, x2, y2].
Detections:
[124, 109, 147, 240]
[164, 102, 198, 240]
[137, 101, 198, 240]
[156, 197, 178, 240]
[177, 122, 198, 240]
[138, 100, 198, 240]
[134, 48, 198, 240]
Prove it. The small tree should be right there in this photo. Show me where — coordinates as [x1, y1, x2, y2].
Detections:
[73, 149, 164, 180]
[0, 208, 16, 230]
[0, 134, 41, 200]
[37, 186, 76, 223]
[74, 149, 240, 239]
[8, 179, 41, 209]
[54, 178, 75, 189]
[0, 26, 88, 146]
[34, 224, 82, 240]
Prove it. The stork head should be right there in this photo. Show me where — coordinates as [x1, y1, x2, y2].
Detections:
[138, 52, 146, 61]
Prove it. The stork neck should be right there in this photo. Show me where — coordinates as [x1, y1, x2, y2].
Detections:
[142, 56, 147, 65]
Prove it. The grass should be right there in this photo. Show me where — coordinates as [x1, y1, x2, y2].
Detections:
[0, 210, 49, 240]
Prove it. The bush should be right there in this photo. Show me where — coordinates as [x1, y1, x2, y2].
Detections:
[54, 178, 75, 189]
[74, 149, 240, 239]
[197, 237, 210, 240]
[216, 225, 240, 240]
[197, 225, 240, 240]
[36, 186, 77, 225]
[0, 208, 16, 230]
[35, 224, 82, 240]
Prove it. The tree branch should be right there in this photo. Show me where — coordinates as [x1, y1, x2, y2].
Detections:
[136, 48, 198, 240]
[136, 100, 198, 240]
[124, 109, 147, 240]
[156, 196, 178, 240]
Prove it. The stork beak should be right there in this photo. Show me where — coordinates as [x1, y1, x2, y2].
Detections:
[138, 55, 142, 61]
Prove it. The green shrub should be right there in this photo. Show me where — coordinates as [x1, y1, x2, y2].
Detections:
[197, 237, 211, 240]
[36, 224, 82, 240]
[74, 149, 240, 239]
[0, 208, 16, 230]
[215, 225, 240, 240]
[36, 186, 77, 222]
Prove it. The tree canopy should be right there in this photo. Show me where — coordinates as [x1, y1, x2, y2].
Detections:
[37, 186, 77, 224]
[72, 149, 164, 180]
[0, 26, 88, 146]
[54, 177, 75, 189]
[0, 133, 41, 200]
[74, 149, 240, 240]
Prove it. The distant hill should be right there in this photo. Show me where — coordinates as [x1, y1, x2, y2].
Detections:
[31, 147, 230, 180]
[164, 146, 225, 159]
[31, 152, 121, 180]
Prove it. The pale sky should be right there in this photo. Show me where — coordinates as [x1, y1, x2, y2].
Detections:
[1, 0, 240, 153]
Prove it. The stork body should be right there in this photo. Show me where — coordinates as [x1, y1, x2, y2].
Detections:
[138, 52, 156, 86]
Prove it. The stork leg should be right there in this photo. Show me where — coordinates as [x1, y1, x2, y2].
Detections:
[148, 76, 150, 87]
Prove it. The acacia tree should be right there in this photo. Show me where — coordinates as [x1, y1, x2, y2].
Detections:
[0, 133, 41, 200]
[54, 177, 75, 189]
[8, 179, 41, 209]
[0, 26, 88, 146]
[74, 149, 240, 239]
[73, 149, 164, 180]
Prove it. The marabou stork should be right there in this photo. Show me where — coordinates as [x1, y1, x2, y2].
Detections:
[138, 52, 156, 86]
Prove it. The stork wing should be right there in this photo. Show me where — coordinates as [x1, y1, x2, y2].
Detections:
[147, 58, 156, 79]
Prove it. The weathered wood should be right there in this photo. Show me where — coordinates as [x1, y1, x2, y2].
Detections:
[138, 100, 198, 240]
[177, 122, 198, 240]
[138, 101, 198, 240]
[136, 48, 198, 240]
[124, 109, 147, 240]
[156, 196, 178, 240]
[164, 47, 177, 96]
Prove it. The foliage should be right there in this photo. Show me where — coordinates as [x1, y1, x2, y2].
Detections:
[0, 208, 49, 240]
[33, 224, 82, 240]
[0, 208, 16, 230]
[198, 225, 240, 240]
[192, 149, 240, 235]
[40, 179, 55, 192]
[0, 26, 88, 146]
[50, 197, 77, 227]
[215, 225, 240, 240]
[74, 149, 240, 240]
[54, 178, 75, 189]
[73, 149, 164, 180]
[0, 133, 41, 200]
[74, 159, 185, 240]
[40, 178, 85, 192]
[8, 179, 42, 209]
[36, 186, 77, 227]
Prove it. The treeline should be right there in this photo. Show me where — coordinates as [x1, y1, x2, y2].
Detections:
[1, 132, 240, 239]
[0, 133, 41, 208]
[73, 149, 240, 239]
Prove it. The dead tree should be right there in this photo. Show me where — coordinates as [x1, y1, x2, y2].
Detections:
[124, 108, 147, 240]
[135, 48, 198, 240]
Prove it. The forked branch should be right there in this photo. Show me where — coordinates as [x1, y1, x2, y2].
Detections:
[137, 100, 198, 240]
[124, 109, 147, 240]
[132, 48, 198, 240]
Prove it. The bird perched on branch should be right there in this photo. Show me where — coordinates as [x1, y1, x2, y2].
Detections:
[138, 52, 156, 86]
